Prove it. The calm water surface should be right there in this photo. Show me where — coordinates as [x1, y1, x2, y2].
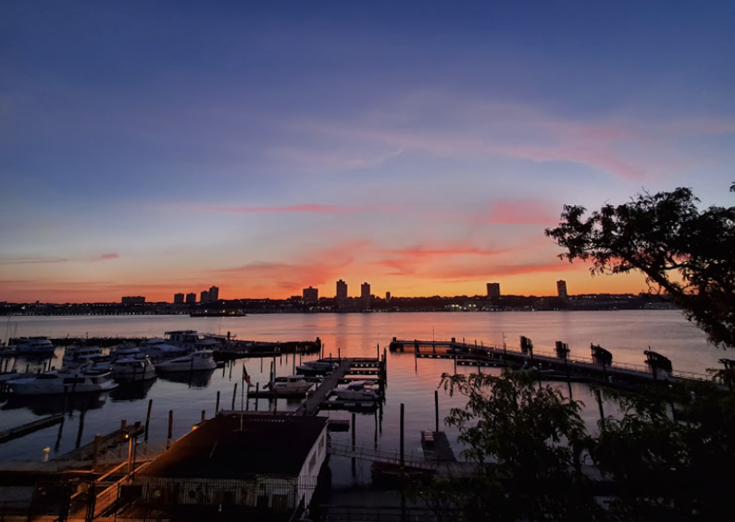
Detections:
[0, 311, 722, 485]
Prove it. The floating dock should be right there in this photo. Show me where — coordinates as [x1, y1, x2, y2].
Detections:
[0, 413, 64, 444]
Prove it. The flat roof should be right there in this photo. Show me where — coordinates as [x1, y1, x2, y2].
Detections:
[140, 414, 328, 478]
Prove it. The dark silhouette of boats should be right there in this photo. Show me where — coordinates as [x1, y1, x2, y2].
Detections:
[189, 311, 246, 317]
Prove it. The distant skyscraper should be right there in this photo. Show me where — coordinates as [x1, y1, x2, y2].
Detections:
[185, 293, 196, 304]
[385, 291, 391, 302]
[335, 280, 347, 310]
[209, 286, 219, 302]
[200, 290, 210, 303]
[360, 282, 372, 310]
[303, 286, 318, 304]
[487, 282, 500, 299]
[557, 280, 568, 300]
[173, 293, 184, 304]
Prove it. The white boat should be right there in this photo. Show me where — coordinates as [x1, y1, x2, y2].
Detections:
[296, 360, 337, 375]
[333, 380, 379, 401]
[63, 345, 103, 367]
[111, 357, 156, 381]
[155, 350, 217, 373]
[266, 375, 314, 394]
[138, 338, 187, 361]
[110, 342, 141, 360]
[12, 337, 56, 355]
[8, 367, 118, 395]
[164, 330, 222, 352]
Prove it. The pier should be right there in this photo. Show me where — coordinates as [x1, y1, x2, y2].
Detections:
[389, 337, 712, 387]
[0, 413, 64, 444]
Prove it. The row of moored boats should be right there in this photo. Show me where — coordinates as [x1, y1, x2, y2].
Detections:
[1, 331, 220, 396]
[267, 359, 380, 401]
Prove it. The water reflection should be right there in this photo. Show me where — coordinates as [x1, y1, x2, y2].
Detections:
[157, 369, 215, 388]
[110, 379, 156, 402]
[1, 391, 108, 416]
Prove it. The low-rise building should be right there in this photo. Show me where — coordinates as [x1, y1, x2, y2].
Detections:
[131, 414, 329, 520]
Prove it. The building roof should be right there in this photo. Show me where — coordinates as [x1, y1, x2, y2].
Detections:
[139, 414, 328, 479]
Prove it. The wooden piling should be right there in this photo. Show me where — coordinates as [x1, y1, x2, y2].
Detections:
[595, 389, 605, 421]
[92, 435, 101, 471]
[232, 383, 238, 410]
[144, 399, 152, 442]
[201, 410, 206, 423]
[215, 391, 220, 413]
[400, 403, 405, 467]
[255, 383, 259, 411]
[435, 390, 439, 432]
[167, 410, 173, 448]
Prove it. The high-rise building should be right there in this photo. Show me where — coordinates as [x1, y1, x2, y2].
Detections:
[200, 290, 210, 303]
[385, 291, 391, 302]
[173, 293, 184, 304]
[303, 286, 318, 304]
[557, 280, 568, 301]
[360, 282, 372, 310]
[185, 293, 197, 304]
[335, 279, 347, 310]
[487, 282, 501, 299]
[209, 286, 219, 302]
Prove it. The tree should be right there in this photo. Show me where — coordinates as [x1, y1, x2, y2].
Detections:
[418, 371, 600, 521]
[545, 187, 735, 348]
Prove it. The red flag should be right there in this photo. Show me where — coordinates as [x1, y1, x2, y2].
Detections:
[242, 364, 252, 387]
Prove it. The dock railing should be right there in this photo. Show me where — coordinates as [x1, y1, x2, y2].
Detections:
[328, 441, 437, 470]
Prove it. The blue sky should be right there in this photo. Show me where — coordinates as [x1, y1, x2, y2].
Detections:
[1, 1, 734, 302]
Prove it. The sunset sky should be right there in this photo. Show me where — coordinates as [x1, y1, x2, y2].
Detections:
[1, 1, 734, 303]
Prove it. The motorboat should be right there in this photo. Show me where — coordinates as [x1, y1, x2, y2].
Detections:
[63, 345, 103, 367]
[110, 342, 141, 360]
[295, 360, 337, 376]
[266, 375, 314, 395]
[155, 350, 217, 373]
[333, 380, 379, 401]
[7, 367, 118, 395]
[164, 330, 222, 352]
[138, 338, 187, 361]
[111, 356, 156, 382]
[11, 337, 56, 355]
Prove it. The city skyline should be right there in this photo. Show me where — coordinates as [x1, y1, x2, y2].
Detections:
[2, 2, 733, 303]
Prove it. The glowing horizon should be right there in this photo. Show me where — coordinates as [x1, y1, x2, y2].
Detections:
[1, 2, 733, 304]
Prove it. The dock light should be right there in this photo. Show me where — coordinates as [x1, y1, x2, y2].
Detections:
[42, 447, 50, 462]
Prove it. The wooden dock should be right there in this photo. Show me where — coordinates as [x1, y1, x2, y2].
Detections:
[294, 359, 352, 416]
[0, 414, 64, 444]
[390, 337, 711, 386]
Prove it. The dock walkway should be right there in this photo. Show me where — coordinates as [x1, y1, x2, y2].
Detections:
[390, 338, 710, 385]
[294, 359, 352, 416]
[0, 414, 63, 444]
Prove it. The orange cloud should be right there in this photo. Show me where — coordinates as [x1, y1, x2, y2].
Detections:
[476, 199, 558, 225]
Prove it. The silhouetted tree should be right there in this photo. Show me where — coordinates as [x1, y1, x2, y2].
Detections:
[545, 187, 735, 348]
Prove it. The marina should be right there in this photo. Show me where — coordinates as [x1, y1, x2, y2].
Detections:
[0, 311, 725, 519]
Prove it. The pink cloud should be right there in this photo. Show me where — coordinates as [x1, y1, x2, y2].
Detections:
[477, 199, 559, 225]
[373, 243, 510, 276]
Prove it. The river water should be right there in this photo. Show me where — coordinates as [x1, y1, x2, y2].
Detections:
[0, 311, 724, 486]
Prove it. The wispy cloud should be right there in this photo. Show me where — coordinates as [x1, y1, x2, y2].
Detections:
[0, 253, 119, 265]
[196, 204, 398, 214]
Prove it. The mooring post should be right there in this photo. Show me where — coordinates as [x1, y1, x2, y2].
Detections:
[351, 412, 357, 476]
[201, 410, 206, 423]
[595, 389, 605, 422]
[92, 434, 101, 471]
[144, 399, 152, 442]
[255, 382, 260, 411]
[232, 383, 238, 410]
[167, 410, 173, 448]
[434, 390, 439, 432]
[75, 408, 86, 449]
[215, 391, 220, 414]
[400, 403, 405, 467]
[229, 362, 232, 379]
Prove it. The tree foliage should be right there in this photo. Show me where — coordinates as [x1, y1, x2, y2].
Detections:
[545, 187, 735, 348]
[425, 371, 599, 521]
